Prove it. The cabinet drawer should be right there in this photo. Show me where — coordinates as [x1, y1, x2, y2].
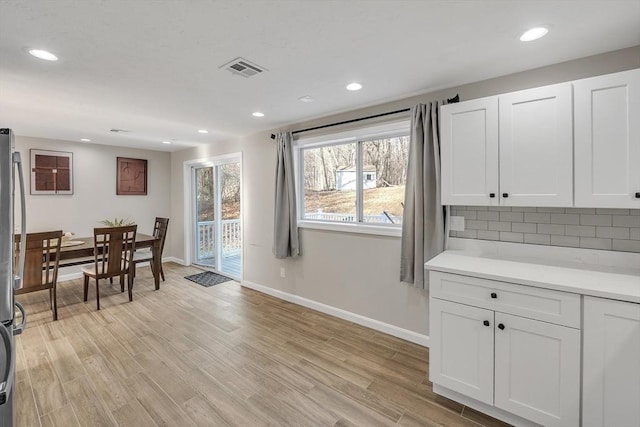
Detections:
[430, 271, 581, 328]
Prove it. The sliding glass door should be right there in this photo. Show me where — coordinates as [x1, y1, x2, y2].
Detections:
[192, 156, 242, 278]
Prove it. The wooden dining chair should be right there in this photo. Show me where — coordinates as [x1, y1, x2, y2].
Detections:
[14, 230, 63, 321]
[133, 217, 169, 282]
[81, 225, 137, 310]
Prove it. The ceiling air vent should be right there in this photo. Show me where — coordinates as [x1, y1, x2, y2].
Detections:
[110, 128, 130, 133]
[220, 57, 267, 78]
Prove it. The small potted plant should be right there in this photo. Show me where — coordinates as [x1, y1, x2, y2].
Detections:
[98, 217, 135, 226]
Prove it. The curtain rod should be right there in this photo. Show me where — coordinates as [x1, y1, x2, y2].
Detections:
[270, 94, 459, 139]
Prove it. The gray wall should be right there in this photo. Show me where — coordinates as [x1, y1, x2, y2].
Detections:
[16, 136, 171, 242]
[170, 46, 640, 337]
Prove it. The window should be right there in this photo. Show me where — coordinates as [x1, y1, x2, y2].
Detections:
[295, 120, 410, 235]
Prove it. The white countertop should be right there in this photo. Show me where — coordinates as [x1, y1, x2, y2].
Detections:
[425, 246, 640, 304]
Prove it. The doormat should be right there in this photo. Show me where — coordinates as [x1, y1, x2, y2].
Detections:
[184, 271, 233, 287]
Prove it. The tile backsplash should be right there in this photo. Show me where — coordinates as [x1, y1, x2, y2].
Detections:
[450, 206, 640, 253]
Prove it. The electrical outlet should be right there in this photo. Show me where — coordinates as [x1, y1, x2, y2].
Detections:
[450, 216, 465, 231]
[280, 267, 286, 278]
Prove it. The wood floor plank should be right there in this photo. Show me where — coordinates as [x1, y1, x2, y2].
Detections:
[306, 383, 397, 427]
[81, 353, 135, 411]
[65, 376, 118, 426]
[14, 381, 41, 427]
[20, 328, 69, 416]
[14, 263, 509, 427]
[133, 351, 198, 405]
[181, 395, 231, 427]
[462, 406, 514, 427]
[111, 399, 158, 427]
[40, 404, 80, 427]
[124, 372, 194, 427]
[283, 340, 374, 389]
[44, 337, 86, 383]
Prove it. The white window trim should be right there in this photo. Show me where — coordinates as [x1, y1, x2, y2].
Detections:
[293, 118, 410, 237]
[298, 220, 402, 237]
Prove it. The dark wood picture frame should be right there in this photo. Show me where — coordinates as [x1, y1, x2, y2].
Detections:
[30, 149, 73, 195]
[116, 157, 147, 195]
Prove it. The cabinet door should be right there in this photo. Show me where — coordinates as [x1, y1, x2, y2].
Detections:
[440, 97, 499, 205]
[494, 313, 580, 427]
[499, 84, 573, 206]
[429, 298, 494, 404]
[583, 296, 640, 427]
[574, 69, 640, 208]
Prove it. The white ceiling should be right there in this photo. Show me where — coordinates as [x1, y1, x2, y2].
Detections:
[1, 0, 639, 152]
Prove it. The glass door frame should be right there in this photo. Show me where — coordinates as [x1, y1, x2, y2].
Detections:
[183, 153, 242, 279]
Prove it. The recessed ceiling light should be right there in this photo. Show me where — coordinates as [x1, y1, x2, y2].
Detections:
[198, 129, 209, 134]
[162, 141, 172, 144]
[520, 27, 549, 42]
[28, 49, 58, 61]
[346, 82, 362, 91]
[299, 96, 315, 103]
[80, 138, 91, 142]
[252, 112, 265, 117]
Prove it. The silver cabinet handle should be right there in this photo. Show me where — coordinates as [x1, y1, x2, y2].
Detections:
[13, 302, 26, 336]
[13, 152, 26, 290]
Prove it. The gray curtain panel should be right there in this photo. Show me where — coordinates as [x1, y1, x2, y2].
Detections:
[273, 131, 300, 259]
[400, 102, 446, 289]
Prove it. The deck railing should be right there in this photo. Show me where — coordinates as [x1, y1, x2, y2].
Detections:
[197, 219, 241, 261]
[304, 210, 403, 224]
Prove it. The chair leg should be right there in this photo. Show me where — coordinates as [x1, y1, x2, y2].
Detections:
[120, 274, 125, 293]
[128, 273, 133, 302]
[83, 275, 89, 302]
[95, 278, 100, 310]
[52, 284, 58, 321]
[110, 277, 113, 284]
[160, 263, 165, 282]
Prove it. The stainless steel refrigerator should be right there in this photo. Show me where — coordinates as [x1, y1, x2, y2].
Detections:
[0, 128, 27, 427]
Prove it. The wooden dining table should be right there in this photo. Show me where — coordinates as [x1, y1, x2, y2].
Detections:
[58, 233, 161, 290]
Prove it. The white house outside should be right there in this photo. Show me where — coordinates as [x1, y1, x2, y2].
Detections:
[336, 165, 376, 191]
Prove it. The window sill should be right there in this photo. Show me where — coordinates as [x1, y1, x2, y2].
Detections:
[298, 220, 402, 237]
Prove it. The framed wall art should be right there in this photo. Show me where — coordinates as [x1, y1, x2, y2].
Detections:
[30, 149, 73, 195]
[116, 157, 147, 195]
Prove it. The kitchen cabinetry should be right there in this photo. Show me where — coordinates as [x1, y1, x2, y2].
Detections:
[499, 84, 573, 206]
[574, 69, 640, 208]
[440, 83, 573, 206]
[429, 298, 494, 404]
[440, 97, 499, 205]
[429, 271, 580, 427]
[583, 296, 640, 427]
[441, 68, 640, 208]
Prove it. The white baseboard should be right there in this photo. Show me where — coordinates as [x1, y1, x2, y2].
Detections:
[58, 272, 83, 282]
[241, 280, 429, 347]
[58, 256, 182, 283]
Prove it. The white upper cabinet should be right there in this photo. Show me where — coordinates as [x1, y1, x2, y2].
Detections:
[574, 69, 640, 208]
[440, 68, 639, 208]
[499, 84, 573, 206]
[440, 83, 573, 206]
[441, 97, 499, 205]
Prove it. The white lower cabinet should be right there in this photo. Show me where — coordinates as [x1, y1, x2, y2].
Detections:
[583, 296, 640, 427]
[429, 298, 494, 404]
[494, 313, 580, 427]
[429, 272, 581, 427]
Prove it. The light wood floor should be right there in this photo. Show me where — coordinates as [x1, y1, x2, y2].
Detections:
[14, 263, 510, 427]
